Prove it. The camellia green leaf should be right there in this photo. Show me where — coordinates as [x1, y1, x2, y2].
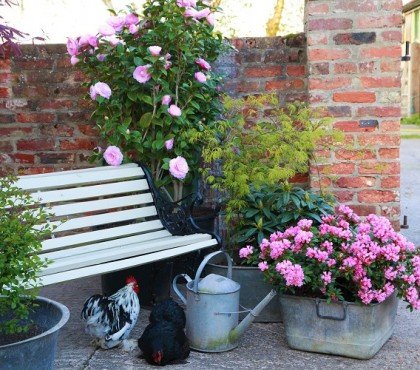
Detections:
[139, 112, 153, 129]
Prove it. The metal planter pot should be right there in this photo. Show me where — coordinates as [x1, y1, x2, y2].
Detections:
[0, 296, 70, 370]
[205, 262, 282, 322]
[280, 292, 398, 359]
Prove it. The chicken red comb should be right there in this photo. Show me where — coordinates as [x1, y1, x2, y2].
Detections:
[125, 276, 138, 285]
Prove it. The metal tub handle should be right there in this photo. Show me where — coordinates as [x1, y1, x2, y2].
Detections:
[315, 298, 348, 321]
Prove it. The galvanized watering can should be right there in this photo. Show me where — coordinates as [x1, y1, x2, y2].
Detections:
[173, 251, 277, 352]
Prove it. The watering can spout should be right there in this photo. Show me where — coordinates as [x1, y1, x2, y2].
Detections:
[229, 289, 277, 342]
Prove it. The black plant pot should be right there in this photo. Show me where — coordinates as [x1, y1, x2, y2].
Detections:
[0, 296, 70, 370]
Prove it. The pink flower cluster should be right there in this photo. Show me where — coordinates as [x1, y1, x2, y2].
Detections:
[243, 204, 420, 310]
[178, 0, 214, 26]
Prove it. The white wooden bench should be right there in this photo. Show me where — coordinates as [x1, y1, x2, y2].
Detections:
[16, 163, 220, 286]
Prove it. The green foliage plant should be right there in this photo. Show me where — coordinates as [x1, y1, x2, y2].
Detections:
[233, 184, 336, 262]
[401, 113, 420, 126]
[70, 0, 229, 200]
[200, 94, 342, 249]
[0, 176, 53, 334]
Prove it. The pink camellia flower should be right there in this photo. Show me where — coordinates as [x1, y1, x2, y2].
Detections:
[195, 57, 211, 71]
[169, 156, 189, 180]
[78, 34, 98, 48]
[70, 55, 80, 65]
[98, 24, 115, 36]
[129, 24, 139, 34]
[164, 61, 172, 70]
[258, 261, 269, 272]
[97, 54, 106, 62]
[165, 138, 174, 150]
[168, 104, 182, 117]
[239, 245, 253, 259]
[148, 46, 162, 56]
[107, 16, 125, 32]
[184, 8, 199, 18]
[206, 13, 215, 26]
[125, 13, 139, 26]
[66, 38, 79, 56]
[89, 82, 112, 100]
[133, 65, 152, 84]
[177, 0, 196, 7]
[194, 71, 207, 83]
[195, 8, 211, 19]
[162, 95, 171, 105]
[103, 146, 123, 166]
[107, 35, 123, 47]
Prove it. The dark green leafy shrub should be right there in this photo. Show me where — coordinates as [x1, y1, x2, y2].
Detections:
[0, 176, 53, 334]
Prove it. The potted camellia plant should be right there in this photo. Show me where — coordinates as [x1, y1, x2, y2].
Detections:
[200, 94, 341, 321]
[245, 205, 420, 359]
[67, 0, 228, 304]
[0, 176, 69, 368]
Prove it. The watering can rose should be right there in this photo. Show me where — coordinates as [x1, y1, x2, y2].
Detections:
[169, 156, 189, 180]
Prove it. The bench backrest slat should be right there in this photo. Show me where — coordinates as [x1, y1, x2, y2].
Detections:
[17, 165, 144, 191]
[41, 219, 165, 252]
[30, 179, 149, 204]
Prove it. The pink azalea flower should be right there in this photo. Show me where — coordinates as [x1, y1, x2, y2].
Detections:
[89, 82, 112, 100]
[169, 156, 189, 180]
[168, 104, 182, 117]
[125, 13, 139, 26]
[66, 38, 79, 56]
[133, 65, 152, 84]
[148, 46, 162, 56]
[162, 95, 172, 105]
[165, 138, 174, 150]
[194, 71, 207, 83]
[195, 57, 211, 71]
[239, 245, 253, 259]
[98, 24, 115, 36]
[107, 16, 125, 32]
[258, 261, 269, 272]
[103, 146, 123, 166]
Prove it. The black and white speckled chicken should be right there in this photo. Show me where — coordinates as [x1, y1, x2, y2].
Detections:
[138, 298, 190, 366]
[81, 276, 140, 350]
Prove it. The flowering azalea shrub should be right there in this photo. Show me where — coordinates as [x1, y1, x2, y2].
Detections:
[240, 205, 420, 309]
[67, 0, 227, 199]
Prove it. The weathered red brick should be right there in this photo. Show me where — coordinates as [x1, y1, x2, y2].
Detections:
[382, 0, 402, 11]
[78, 124, 99, 136]
[379, 148, 399, 159]
[334, 190, 355, 202]
[359, 134, 400, 146]
[10, 153, 35, 164]
[308, 48, 351, 61]
[16, 112, 56, 123]
[358, 190, 397, 203]
[309, 77, 351, 90]
[19, 167, 55, 175]
[359, 61, 377, 74]
[335, 176, 376, 188]
[40, 123, 75, 137]
[380, 60, 401, 72]
[334, 32, 376, 45]
[310, 62, 329, 75]
[0, 59, 11, 70]
[347, 204, 377, 216]
[308, 18, 353, 31]
[335, 149, 376, 161]
[307, 2, 330, 14]
[286, 65, 306, 76]
[381, 176, 400, 188]
[381, 121, 400, 132]
[361, 76, 400, 88]
[334, 62, 357, 74]
[0, 127, 32, 136]
[0, 87, 9, 98]
[336, 0, 376, 12]
[13, 59, 54, 70]
[313, 163, 355, 175]
[356, 14, 402, 29]
[359, 161, 400, 175]
[357, 106, 400, 117]
[0, 73, 12, 83]
[0, 141, 13, 152]
[381, 30, 402, 42]
[265, 79, 304, 91]
[360, 46, 402, 58]
[307, 34, 328, 46]
[334, 121, 377, 132]
[16, 139, 55, 151]
[333, 92, 376, 103]
[60, 138, 96, 151]
[38, 153, 76, 164]
[38, 100, 74, 110]
[244, 66, 282, 78]
[237, 82, 260, 93]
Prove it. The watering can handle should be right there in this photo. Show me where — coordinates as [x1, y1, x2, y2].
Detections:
[172, 274, 192, 305]
[193, 250, 233, 294]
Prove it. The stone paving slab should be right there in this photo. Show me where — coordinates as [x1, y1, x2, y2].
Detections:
[41, 277, 420, 370]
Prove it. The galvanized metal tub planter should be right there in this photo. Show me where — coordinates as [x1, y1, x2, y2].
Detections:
[0, 296, 70, 370]
[280, 292, 398, 359]
[206, 261, 282, 322]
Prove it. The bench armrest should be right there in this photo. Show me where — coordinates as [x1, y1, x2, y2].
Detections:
[139, 163, 221, 245]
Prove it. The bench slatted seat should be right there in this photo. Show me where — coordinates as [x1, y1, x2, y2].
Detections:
[16, 163, 220, 286]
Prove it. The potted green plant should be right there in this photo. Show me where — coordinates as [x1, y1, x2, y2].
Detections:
[243, 205, 419, 358]
[201, 94, 340, 321]
[0, 176, 69, 368]
[67, 0, 228, 303]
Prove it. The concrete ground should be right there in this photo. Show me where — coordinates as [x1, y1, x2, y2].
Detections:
[42, 276, 420, 370]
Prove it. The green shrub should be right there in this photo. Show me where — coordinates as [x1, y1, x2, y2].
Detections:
[0, 176, 53, 334]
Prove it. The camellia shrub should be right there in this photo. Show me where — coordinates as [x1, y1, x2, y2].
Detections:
[68, 0, 227, 200]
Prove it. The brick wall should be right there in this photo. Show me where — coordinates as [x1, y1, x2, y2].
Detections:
[0, 35, 307, 176]
[306, 0, 402, 225]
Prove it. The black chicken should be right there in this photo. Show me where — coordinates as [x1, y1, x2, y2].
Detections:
[138, 298, 190, 366]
